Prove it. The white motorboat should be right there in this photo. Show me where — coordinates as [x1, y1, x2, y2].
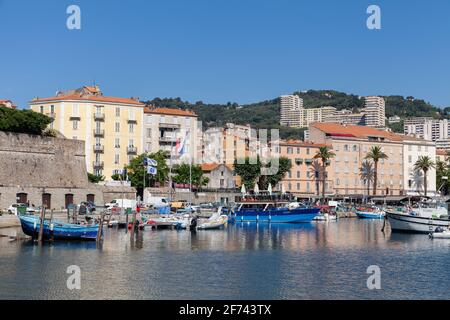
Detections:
[313, 213, 337, 222]
[196, 208, 228, 230]
[386, 200, 450, 234]
[430, 228, 450, 239]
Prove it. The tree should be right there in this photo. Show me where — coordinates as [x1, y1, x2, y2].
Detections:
[313, 147, 335, 204]
[233, 156, 292, 191]
[414, 156, 435, 197]
[0, 107, 53, 135]
[126, 151, 169, 197]
[309, 160, 322, 196]
[87, 173, 105, 184]
[436, 160, 449, 195]
[172, 163, 210, 189]
[365, 146, 388, 195]
[359, 160, 375, 198]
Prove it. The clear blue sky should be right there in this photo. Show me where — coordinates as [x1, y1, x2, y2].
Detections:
[1, 0, 450, 108]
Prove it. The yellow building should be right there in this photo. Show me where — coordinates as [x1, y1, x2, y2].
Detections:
[30, 86, 145, 179]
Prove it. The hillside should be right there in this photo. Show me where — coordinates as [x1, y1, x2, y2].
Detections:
[145, 90, 446, 138]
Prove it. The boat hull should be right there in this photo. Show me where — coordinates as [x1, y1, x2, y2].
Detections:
[355, 211, 385, 219]
[386, 212, 450, 234]
[233, 208, 320, 223]
[19, 216, 99, 241]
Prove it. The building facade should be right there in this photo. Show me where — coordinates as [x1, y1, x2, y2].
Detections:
[309, 123, 436, 196]
[280, 95, 303, 127]
[201, 164, 236, 189]
[30, 86, 145, 179]
[277, 140, 334, 197]
[143, 107, 199, 165]
[363, 96, 386, 128]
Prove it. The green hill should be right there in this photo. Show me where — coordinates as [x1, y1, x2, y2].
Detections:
[145, 90, 446, 139]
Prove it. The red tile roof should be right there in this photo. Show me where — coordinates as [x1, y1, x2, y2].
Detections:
[279, 139, 330, 148]
[201, 163, 234, 172]
[30, 93, 144, 106]
[144, 107, 197, 117]
[311, 123, 404, 141]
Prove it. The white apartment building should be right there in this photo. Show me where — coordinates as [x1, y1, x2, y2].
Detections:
[404, 118, 450, 142]
[403, 138, 437, 196]
[280, 95, 303, 127]
[144, 107, 199, 165]
[363, 96, 386, 128]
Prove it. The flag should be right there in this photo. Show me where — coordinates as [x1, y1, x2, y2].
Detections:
[176, 131, 190, 156]
[147, 166, 157, 175]
[144, 158, 157, 167]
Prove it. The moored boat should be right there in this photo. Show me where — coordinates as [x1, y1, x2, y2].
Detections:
[386, 201, 450, 234]
[19, 215, 99, 241]
[232, 194, 320, 223]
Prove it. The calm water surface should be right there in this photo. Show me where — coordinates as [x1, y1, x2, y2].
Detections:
[1, 219, 450, 300]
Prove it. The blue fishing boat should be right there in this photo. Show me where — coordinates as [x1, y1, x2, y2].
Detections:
[232, 194, 320, 223]
[19, 215, 100, 241]
[355, 206, 385, 219]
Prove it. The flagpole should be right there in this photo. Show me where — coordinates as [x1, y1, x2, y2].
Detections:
[169, 140, 174, 204]
[143, 162, 146, 204]
[189, 154, 192, 205]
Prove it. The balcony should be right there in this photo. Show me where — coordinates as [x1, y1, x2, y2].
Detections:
[93, 145, 104, 153]
[93, 161, 104, 169]
[70, 115, 81, 121]
[159, 136, 177, 143]
[127, 118, 138, 124]
[94, 113, 105, 121]
[159, 123, 180, 129]
[93, 129, 105, 137]
[127, 146, 137, 154]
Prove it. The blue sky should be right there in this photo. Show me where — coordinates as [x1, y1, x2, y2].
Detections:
[1, 0, 450, 108]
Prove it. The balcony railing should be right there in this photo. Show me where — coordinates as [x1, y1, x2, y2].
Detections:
[128, 118, 138, 124]
[93, 161, 104, 169]
[93, 145, 104, 153]
[94, 113, 105, 121]
[159, 136, 177, 143]
[159, 123, 180, 129]
[93, 129, 105, 137]
[127, 146, 137, 154]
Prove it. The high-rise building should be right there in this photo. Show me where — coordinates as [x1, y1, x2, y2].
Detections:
[404, 117, 450, 142]
[30, 85, 145, 179]
[280, 95, 303, 127]
[363, 96, 386, 128]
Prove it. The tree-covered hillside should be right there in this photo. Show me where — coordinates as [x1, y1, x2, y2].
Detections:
[145, 90, 446, 138]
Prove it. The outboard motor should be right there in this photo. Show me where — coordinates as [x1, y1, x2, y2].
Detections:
[190, 216, 198, 231]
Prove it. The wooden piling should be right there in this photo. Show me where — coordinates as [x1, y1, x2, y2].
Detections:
[49, 210, 54, 242]
[38, 206, 45, 243]
[96, 211, 105, 243]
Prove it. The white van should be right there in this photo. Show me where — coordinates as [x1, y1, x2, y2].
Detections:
[105, 199, 137, 210]
[146, 196, 169, 207]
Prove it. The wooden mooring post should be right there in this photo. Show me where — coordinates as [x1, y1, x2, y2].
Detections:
[37, 206, 46, 243]
[96, 211, 105, 243]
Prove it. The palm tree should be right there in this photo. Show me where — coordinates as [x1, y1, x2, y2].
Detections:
[313, 147, 336, 204]
[365, 146, 388, 196]
[359, 160, 375, 198]
[309, 160, 322, 196]
[414, 156, 435, 196]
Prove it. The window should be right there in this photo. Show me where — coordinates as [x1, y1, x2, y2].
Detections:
[297, 171, 300, 178]
[129, 139, 134, 147]
[306, 148, 310, 155]
[72, 104, 78, 116]
[408, 155, 412, 163]
[344, 145, 349, 151]
[297, 147, 300, 154]
[115, 138, 120, 148]
[50, 105, 55, 114]
[72, 120, 78, 130]
[115, 122, 120, 133]
[115, 154, 120, 164]
[336, 178, 340, 186]
[352, 145, 357, 152]
[115, 107, 120, 117]
[129, 123, 134, 133]
[40, 106, 44, 113]
[297, 183, 301, 190]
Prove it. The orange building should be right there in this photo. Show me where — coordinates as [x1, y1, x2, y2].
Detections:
[278, 140, 333, 197]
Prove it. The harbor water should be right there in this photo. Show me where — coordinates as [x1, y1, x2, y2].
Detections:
[1, 219, 450, 300]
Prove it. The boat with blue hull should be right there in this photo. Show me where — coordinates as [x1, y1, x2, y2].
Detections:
[19, 215, 99, 241]
[232, 194, 320, 223]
